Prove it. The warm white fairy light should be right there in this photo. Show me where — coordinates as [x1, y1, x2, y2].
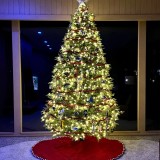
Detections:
[41, 0, 122, 141]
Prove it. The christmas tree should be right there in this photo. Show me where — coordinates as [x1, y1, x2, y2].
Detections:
[41, 0, 122, 141]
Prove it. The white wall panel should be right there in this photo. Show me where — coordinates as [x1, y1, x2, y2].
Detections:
[110, 0, 115, 14]
[30, 0, 36, 15]
[114, 0, 120, 14]
[51, 0, 56, 14]
[67, 0, 73, 14]
[130, 0, 136, 14]
[119, 0, 125, 14]
[0, 0, 160, 20]
[72, 0, 78, 14]
[61, 0, 68, 14]
[135, 0, 141, 14]
[24, 0, 30, 15]
[19, 0, 25, 14]
[104, 0, 110, 15]
[88, 0, 93, 13]
[0, 0, 7, 14]
[156, 0, 160, 14]
[93, 0, 99, 14]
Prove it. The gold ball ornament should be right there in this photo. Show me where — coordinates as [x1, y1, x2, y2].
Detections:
[48, 100, 53, 106]
[96, 37, 100, 40]
[89, 15, 95, 21]
[71, 25, 77, 30]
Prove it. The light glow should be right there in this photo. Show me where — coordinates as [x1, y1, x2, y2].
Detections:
[41, 2, 122, 141]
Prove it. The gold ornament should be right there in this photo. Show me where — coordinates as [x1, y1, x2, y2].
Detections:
[89, 15, 94, 21]
[71, 25, 77, 30]
[48, 100, 53, 106]
[61, 120, 64, 128]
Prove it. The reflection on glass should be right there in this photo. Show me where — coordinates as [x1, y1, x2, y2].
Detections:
[146, 21, 160, 130]
[97, 22, 138, 131]
[20, 21, 69, 131]
[0, 21, 14, 132]
[21, 21, 138, 132]
[32, 76, 38, 91]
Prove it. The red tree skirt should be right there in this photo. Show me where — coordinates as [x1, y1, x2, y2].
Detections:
[32, 136, 125, 160]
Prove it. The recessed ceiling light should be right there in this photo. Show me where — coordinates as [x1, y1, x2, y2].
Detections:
[44, 40, 48, 43]
[49, 48, 52, 50]
[47, 44, 50, 47]
[38, 31, 42, 35]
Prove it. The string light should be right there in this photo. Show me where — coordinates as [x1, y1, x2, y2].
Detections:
[41, 1, 122, 141]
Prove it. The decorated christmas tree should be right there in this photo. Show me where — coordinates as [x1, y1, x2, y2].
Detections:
[41, 0, 122, 141]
